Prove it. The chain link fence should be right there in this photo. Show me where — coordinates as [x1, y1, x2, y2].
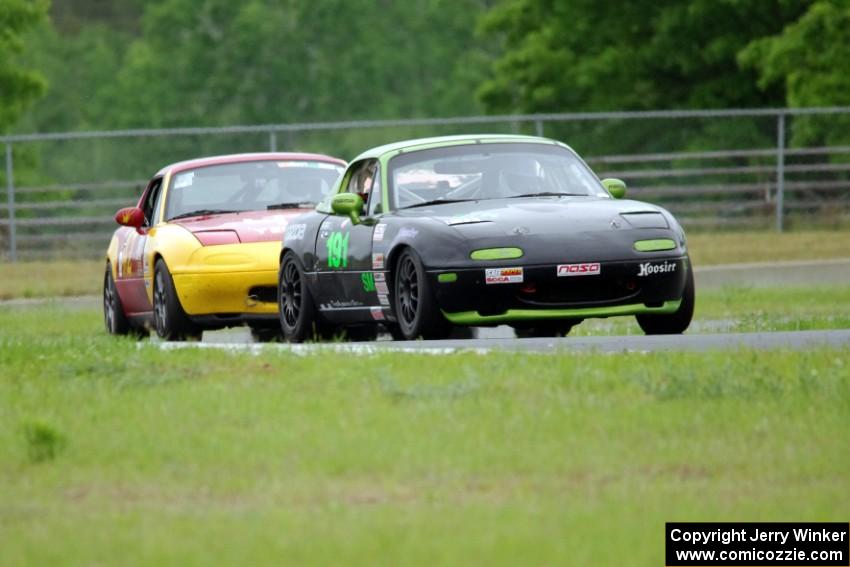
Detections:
[2, 107, 850, 262]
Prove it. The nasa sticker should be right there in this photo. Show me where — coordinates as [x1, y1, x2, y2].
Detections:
[557, 263, 601, 277]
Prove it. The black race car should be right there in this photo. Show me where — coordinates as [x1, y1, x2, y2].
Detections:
[277, 135, 694, 341]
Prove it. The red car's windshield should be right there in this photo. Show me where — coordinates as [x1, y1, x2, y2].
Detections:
[165, 160, 344, 220]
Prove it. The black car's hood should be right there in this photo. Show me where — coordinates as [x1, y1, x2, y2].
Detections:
[397, 196, 664, 226]
[392, 196, 684, 265]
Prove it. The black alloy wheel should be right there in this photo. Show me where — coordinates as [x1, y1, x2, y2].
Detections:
[103, 262, 135, 336]
[278, 252, 328, 342]
[392, 248, 451, 340]
[152, 259, 202, 341]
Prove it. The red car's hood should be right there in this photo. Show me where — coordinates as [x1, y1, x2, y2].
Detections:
[173, 209, 307, 243]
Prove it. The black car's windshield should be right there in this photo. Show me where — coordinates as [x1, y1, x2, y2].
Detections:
[388, 143, 607, 210]
[165, 160, 344, 221]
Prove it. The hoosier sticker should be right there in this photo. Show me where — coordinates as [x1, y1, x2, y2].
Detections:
[485, 267, 523, 284]
[637, 261, 677, 277]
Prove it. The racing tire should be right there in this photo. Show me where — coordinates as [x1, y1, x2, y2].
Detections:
[636, 263, 695, 335]
[278, 251, 328, 343]
[392, 248, 452, 340]
[512, 321, 575, 338]
[153, 259, 203, 341]
[103, 262, 146, 337]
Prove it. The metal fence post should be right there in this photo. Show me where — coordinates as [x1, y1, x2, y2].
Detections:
[775, 112, 785, 232]
[534, 119, 544, 137]
[5, 143, 16, 262]
[269, 131, 277, 152]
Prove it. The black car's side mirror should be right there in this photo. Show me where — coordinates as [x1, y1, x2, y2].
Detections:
[331, 192, 363, 225]
[601, 178, 627, 199]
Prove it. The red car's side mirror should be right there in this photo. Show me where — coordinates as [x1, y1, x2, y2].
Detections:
[115, 207, 145, 233]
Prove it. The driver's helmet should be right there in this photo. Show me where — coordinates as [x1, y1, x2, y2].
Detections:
[499, 156, 542, 194]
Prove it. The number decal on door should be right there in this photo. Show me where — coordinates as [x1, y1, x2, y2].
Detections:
[326, 231, 350, 269]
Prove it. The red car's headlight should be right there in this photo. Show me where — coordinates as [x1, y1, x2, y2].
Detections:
[193, 230, 241, 246]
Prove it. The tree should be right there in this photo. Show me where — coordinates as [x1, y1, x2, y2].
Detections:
[740, 1, 850, 145]
[0, 0, 50, 131]
[477, 0, 810, 114]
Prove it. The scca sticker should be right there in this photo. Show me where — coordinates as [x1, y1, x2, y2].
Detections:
[557, 263, 600, 277]
[485, 267, 523, 285]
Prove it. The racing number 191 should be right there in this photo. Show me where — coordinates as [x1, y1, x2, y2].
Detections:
[327, 231, 350, 269]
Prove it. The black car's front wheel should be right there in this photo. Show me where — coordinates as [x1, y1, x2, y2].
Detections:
[392, 248, 451, 340]
[636, 263, 695, 335]
[153, 259, 202, 341]
[278, 251, 326, 342]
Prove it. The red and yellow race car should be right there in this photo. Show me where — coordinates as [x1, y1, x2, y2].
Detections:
[103, 153, 346, 341]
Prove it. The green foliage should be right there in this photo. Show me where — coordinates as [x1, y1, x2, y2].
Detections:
[478, 0, 811, 114]
[0, 0, 50, 132]
[741, 1, 850, 145]
[81, 0, 492, 130]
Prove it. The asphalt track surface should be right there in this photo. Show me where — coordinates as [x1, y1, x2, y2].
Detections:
[4, 259, 849, 353]
[170, 328, 850, 354]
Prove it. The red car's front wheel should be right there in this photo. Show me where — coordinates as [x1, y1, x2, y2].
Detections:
[152, 259, 202, 341]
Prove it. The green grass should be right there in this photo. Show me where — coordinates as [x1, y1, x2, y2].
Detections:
[687, 229, 850, 266]
[575, 284, 850, 335]
[2, 229, 850, 300]
[1, 302, 849, 565]
[0, 260, 104, 300]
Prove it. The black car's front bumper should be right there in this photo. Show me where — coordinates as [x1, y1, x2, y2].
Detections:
[428, 256, 689, 325]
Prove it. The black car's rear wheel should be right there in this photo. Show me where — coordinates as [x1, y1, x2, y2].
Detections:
[153, 259, 202, 341]
[636, 263, 695, 335]
[393, 248, 451, 340]
[279, 251, 330, 342]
